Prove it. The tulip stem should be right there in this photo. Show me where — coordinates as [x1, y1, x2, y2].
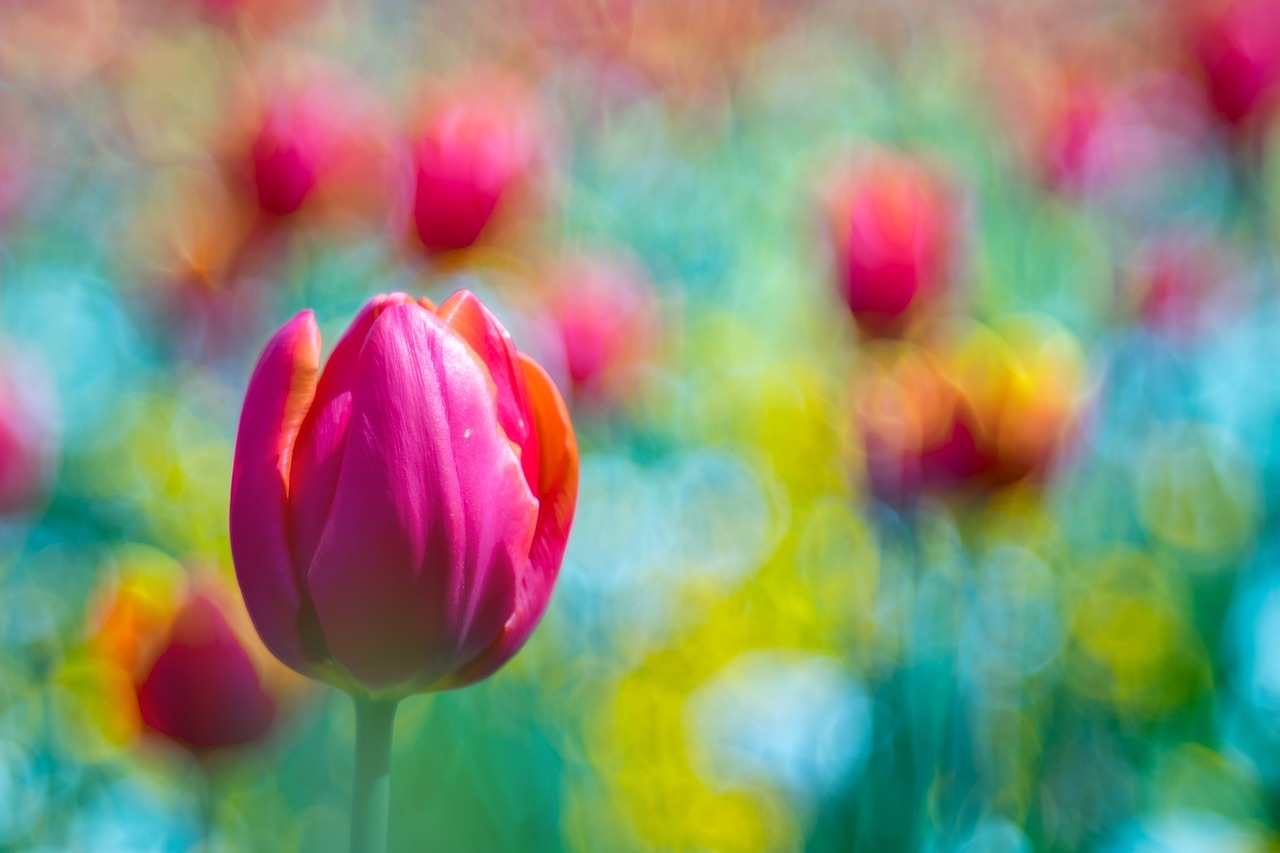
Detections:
[350, 696, 398, 853]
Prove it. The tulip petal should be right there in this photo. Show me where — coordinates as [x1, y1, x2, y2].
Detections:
[229, 311, 320, 673]
[288, 293, 419, 662]
[454, 353, 577, 684]
[306, 303, 537, 692]
[289, 296, 415, 586]
[436, 290, 540, 494]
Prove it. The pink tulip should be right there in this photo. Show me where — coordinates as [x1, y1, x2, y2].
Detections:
[251, 97, 328, 217]
[546, 253, 659, 406]
[822, 152, 955, 336]
[229, 291, 578, 699]
[1187, 0, 1280, 128]
[409, 78, 543, 254]
[235, 70, 393, 225]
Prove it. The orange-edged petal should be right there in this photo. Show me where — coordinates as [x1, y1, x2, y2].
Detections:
[436, 290, 540, 495]
[229, 311, 319, 674]
[453, 352, 577, 685]
[288, 294, 417, 615]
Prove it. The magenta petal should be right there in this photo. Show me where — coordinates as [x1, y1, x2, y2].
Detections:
[306, 303, 537, 693]
[437, 290, 540, 495]
[289, 294, 417, 584]
[229, 311, 320, 673]
[288, 294, 418, 662]
[455, 354, 578, 685]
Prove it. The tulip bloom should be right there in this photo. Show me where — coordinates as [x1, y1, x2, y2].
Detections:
[231, 291, 576, 850]
[230, 291, 578, 698]
[822, 152, 955, 336]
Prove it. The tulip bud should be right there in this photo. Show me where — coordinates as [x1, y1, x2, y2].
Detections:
[822, 152, 955, 336]
[86, 560, 300, 754]
[251, 96, 327, 217]
[234, 70, 392, 224]
[1186, 0, 1280, 128]
[229, 291, 578, 699]
[545, 252, 659, 407]
[407, 76, 544, 254]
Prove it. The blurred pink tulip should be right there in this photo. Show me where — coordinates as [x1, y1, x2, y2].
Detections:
[408, 77, 544, 254]
[1185, 0, 1280, 128]
[241, 74, 393, 223]
[546, 253, 659, 406]
[1036, 74, 1211, 203]
[251, 98, 328, 216]
[230, 291, 578, 698]
[822, 152, 955, 336]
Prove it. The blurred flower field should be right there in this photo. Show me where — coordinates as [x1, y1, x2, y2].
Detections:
[3, 0, 1280, 850]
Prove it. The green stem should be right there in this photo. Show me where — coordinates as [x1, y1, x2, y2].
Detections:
[350, 696, 399, 853]
[199, 768, 215, 853]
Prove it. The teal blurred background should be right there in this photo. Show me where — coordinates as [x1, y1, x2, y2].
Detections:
[3, 0, 1280, 850]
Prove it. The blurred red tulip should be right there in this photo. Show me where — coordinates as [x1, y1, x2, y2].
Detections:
[230, 291, 578, 698]
[857, 320, 1088, 503]
[822, 152, 956, 336]
[136, 593, 277, 750]
[87, 568, 301, 755]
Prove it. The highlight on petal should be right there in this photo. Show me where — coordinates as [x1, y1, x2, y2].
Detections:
[229, 310, 320, 674]
[454, 352, 578, 685]
[436, 290, 540, 492]
[305, 303, 537, 694]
